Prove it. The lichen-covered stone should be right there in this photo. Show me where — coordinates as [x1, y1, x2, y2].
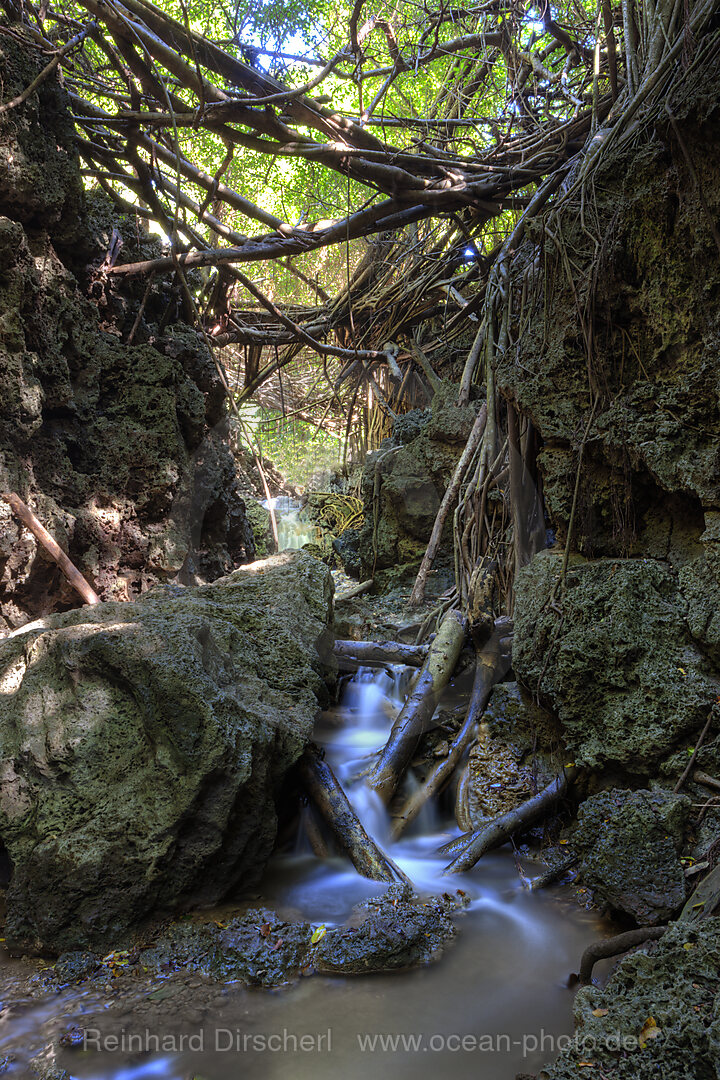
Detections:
[496, 51, 720, 561]
[539, 919, 720, 1080]
[244, 498, 274, 559]
[512, 550, 720, 772]
[0, 551, 333, 955]
[572, 789, 689, 925]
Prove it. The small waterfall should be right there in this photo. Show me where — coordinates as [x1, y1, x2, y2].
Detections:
[262, 496, 322, 550]
[316, 664, 468, 894]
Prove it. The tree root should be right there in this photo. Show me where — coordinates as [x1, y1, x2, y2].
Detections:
[333, 639, 430, 668]
[298, 744, 411, 886]
[442, 765, 581, 874]
[367, 608, 467, 803]
[391, 627, 509, 839]
[575, 926, 666, 986]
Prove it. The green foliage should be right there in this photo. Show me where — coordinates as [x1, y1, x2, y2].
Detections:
[236, 404, 343, 487]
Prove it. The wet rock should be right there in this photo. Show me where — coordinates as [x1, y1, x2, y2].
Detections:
[513, 551, 720, 773]
[572, 789, 689, 925]
[54, 951, 99, 985]
[463, 683, 561, 829]
[539, 919, 720, 1080]
[138, 908, 314, 987]
[0, 551, 334, 955]
[312, 887, 461, 975]
[356, 384, 483, 579]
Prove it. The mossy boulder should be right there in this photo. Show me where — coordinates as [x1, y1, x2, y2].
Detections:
[572, 789, 689, 925]
[539, 919, 720, 1080]
[244, 498, 275, 559]
[0, 551, 333, 955]
[512, 550, 720, 773]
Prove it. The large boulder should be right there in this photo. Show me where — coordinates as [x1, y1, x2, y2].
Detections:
[540, 919, 720, 1080]
[572, 788, 689, 925]
[0, 551, 333, 955]
[512, 550, 720, 773]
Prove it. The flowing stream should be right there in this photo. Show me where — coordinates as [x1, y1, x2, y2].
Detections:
[0, 659, 612, 1080]
[0, 505, 614, 1079]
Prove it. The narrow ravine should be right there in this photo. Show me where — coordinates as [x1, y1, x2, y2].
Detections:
[0, 644, 612, 1080]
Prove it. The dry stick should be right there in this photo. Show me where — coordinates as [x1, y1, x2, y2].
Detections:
[367, 608, 468, 804]
[442, 766, 580, 874]
[409, 405, 488, 607]
[334, 578, 374, 603]
[333, 639, 430, 668]
[2, 493, 100, 606]
[391, 629, 507, 839]
[577, 927, 666, 986]
[297, 745, 411, 886]
[674, 709, 716, 794]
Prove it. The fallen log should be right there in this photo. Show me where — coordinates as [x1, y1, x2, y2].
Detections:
[391, 628, 508, 839]
[409, 405, 487, 606]
[298, 744, 411, 886]
[2, 492, 100, 606]
[335, 578, 373, 602]
[367, 608, 468, 803]
[333, 639, 430, 668]
[576, 927, 666, 985]
[442, 765, 580, 874]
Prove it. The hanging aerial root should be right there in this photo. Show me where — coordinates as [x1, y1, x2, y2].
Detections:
[298, 744, 411, 886]
[391, 620, 511, 840]
[441, 765, 581, 874]
[409, 405, 487, 607]
[367, 608, 468, 803]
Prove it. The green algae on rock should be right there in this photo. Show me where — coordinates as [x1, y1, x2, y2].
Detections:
[512, 550, 720, 773]
[539, 918, 720, 1080]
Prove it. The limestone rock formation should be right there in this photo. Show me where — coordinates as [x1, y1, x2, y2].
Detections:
[356, 385, 483, 582]
[512, 551, 720, 773]
[0, 551, 333, 954]
[572, 788, 689, 925]
[0, 31, 254, 634]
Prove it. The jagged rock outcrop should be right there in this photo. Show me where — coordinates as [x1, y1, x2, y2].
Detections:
[513, 551, 720, 774]
[540, 919, 720, 1080]
[0, 551, 333, 955]
[506, 50, 720, 780]
[0, 30, 254, 634]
